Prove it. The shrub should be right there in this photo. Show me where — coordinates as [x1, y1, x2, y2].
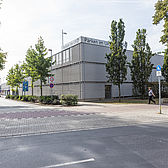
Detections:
[27, 96, 33, 102]
[10, 95, 15, 100]
[31, 96, 38, 103]
[5, 95, 10, 99]
[60, 94, 78, 106]
[14, 95, 19, 100]
[6, 94, 60, 105]
[19, 95, 23, 100]
[38, 96, 60, 104]
[21, 95, 29, 101]
[52, 99, 61, 105]
[52, 95, 59, 100]
[39, 96, 52, 104]
[39, 96, 45, 103]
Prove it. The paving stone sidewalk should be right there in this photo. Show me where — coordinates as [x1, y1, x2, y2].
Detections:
[1, 98, 168, 138]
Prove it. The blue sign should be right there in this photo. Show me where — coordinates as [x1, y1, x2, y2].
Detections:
[50, 83, 54, 88]
[23, 81, 28, 92]
[156, 65, 161, 71]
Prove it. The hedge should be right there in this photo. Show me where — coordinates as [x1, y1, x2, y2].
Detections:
[5, 94, 78, 106]
[60, 94, 78, 106]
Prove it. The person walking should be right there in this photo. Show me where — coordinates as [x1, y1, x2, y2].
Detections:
[148, 87, 156, 104]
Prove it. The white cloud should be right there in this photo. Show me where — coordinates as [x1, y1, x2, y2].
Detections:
[0, 0, 164, 82]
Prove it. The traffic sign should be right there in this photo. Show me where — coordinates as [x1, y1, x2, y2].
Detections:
[50, 83, 54, 88]
[23, 81, 28, 92]
[156, 65, 161, 71]
[156, 71, 162, 77]
[49, 76, 55, 83]
[156, 65, 162, 114]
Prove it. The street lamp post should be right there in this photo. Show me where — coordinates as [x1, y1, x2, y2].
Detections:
[48, 49, 53, 96]
[62, 29, 67, 47]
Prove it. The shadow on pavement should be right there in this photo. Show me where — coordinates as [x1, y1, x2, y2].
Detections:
[0, 106, 31, 109]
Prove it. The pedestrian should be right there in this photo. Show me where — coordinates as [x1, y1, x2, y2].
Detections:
[148, 87, 156, 104]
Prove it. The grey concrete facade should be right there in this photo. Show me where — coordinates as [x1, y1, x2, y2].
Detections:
[16, 36, 164, 100]
[0, 82, 10, 96]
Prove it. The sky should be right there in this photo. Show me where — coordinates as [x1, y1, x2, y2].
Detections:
[0, 0, 165, 83]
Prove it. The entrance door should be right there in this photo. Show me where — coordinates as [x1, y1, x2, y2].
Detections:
[105, 85, 111, 99]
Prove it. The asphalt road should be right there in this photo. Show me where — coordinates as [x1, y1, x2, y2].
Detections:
[1, 124, 168, 168]
[1, 98, 168, 168]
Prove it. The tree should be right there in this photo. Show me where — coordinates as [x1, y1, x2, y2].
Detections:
[24, 46, 38, 96]
[34, 36, 51, 96]
[129, 29, 154, 98]
[105, 19, 127, 101]
[6, 64, 24, 95]
[13, 64, 24, 95]
[0, 49, 7, 70]
[0, 0, 3, 9]
[153, 0, 168, 81]
[6, 67, 15, 95]
[0, 2, 7, 70]
[162, 48, 168, 82]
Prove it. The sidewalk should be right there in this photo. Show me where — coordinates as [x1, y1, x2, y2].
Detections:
[60, 102, 168, 125]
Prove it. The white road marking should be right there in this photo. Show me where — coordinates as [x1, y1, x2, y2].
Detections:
[41, 158, 95, 168]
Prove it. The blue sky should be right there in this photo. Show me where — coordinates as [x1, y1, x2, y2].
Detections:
[0, 0, 164, 82]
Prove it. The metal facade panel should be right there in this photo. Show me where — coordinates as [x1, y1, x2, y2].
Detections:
[83, 43, 110, 63]
[62, 64, 81, 83]
[84, 83, 105, 99]
[72, 45, 80, 62]
[84, 63, 107, 81]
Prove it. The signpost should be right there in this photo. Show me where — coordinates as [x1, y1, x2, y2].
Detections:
[50, 83, 54, 88]
[49, 76, 54, 96]
[49, 76, 54, 83]
[23, 81, 28, 95]
[156, 65, 162, 114]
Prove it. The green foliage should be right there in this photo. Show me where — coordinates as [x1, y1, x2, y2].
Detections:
[5, 95, 10, 99]
[10, 95, 15, 100]
[14, 95, 19, 100]
[105, 19, 127, 101]
[162, 48, 168, 82]
[24, 46, 38, 96]
[27, 96, 37, 102]
[60, 95, 78, 106]
[21, 95, 29, 101]
[39, 95, 60, 104]
[5, 94, 62, 105]
[129, 29, 154, 97]
[34, 36, 51, 96]
[18, 95, 23, 100]
[6, 67, 15, 93]
[0, 49, 7, 70]
[153, 0, 168, 46]
[6, 64, 24, 95]
[14, 64, 24, 94]
[153, 0, 168, 82]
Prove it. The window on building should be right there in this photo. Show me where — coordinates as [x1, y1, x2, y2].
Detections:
[58, 53, 62, 65]
[66, 49, 70, 62]
[70, 48, 72, 62]
[63, 51, 66, 63]
[56, 54, 59, 65]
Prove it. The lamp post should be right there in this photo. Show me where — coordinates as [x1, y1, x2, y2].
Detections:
[48, 49, 53, 96]
[62, 29, 67, 47]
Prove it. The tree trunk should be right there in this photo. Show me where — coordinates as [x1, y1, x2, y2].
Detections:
[40, 80, 42, 96]
[31, 80, 34, 96]
[118, 84, 121, 102]
[16, 87, 19, 95]
[141, 83, 145, 99]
